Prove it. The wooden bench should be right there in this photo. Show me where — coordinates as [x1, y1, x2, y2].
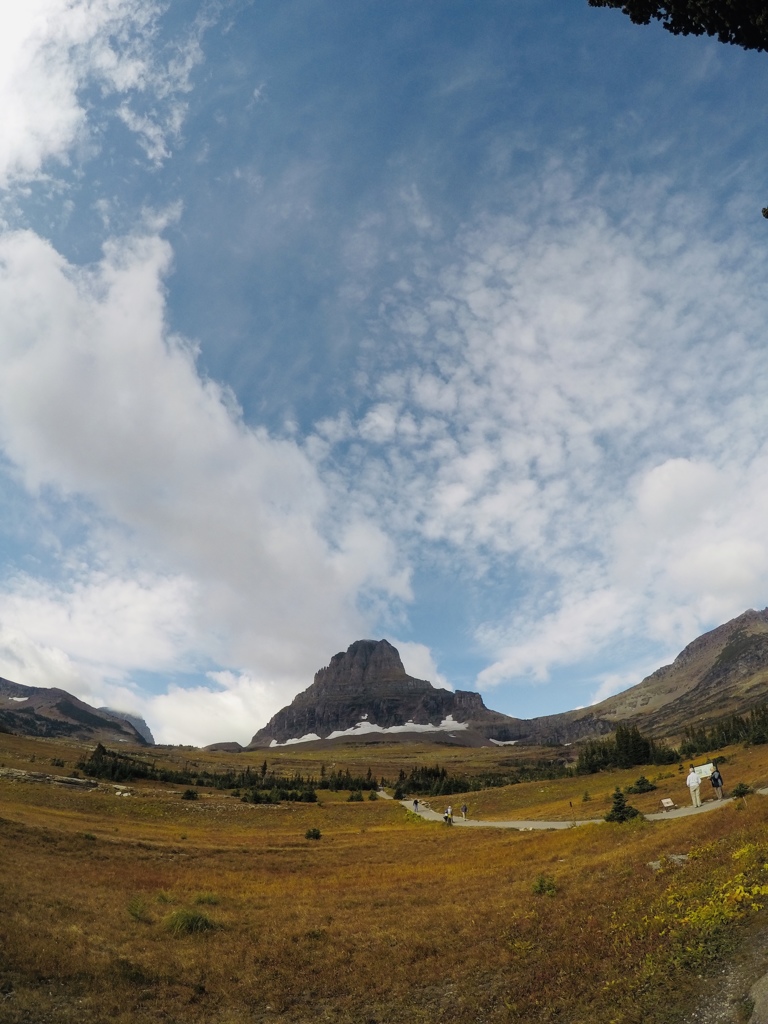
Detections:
[659, 798, 677, 812]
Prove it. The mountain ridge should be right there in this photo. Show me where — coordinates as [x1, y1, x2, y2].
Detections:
[0, 678, 151, 745]
[246, 609, 768, 749]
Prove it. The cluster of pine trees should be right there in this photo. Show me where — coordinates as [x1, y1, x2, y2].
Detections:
[575, 725, 677, 775]
[393, 759, 572, 798]
[78, 745, 321, 802]
[317, 766, 380, 791]
[680, 704, 768, 757]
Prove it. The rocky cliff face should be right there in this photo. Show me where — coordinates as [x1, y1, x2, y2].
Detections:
[247, 639, 515, 747]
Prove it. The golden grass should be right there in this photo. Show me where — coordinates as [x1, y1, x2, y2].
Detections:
[2, 733, 768, 1023]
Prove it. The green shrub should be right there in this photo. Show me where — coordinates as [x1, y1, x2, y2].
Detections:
[626, 775, 657, 794]
[532, 875, 557, 896]
[368, 790, 378, 801]
[347, 791, 364, 802]
[165, 908, 216, 936]
[581, 790, 591, 802]
[732, 782, 752, 798]
[181, 788, 199, 801]
[305, 828, 322, 840]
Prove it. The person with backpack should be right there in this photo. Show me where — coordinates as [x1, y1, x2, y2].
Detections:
[710, 767, 725, 800]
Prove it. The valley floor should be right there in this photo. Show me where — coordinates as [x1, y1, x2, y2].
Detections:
[3, 733, 768, 1023]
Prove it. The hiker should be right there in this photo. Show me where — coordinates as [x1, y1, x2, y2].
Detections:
[686, 765, 702, 808]
[413, 798, 419, 813]
[461, 803, 468, 820]
[710, 766, 724, 800]
[444, 805, 453, 825]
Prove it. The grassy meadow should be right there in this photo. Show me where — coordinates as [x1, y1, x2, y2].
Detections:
[3, 733, 768, 1022]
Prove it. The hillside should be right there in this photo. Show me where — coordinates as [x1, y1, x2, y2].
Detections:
[0, 678, 150, 745]
[516, 607, 768, 743]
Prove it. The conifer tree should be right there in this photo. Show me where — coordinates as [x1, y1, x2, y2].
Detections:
[605, 786, 641, 823]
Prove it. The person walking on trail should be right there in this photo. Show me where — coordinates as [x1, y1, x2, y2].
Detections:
[444, 805, 453, 825]
[413, 798, 419, 813]
[461, 803, 468, 820]
[710, 767, 725, 800]
[686, 766, 702, 808]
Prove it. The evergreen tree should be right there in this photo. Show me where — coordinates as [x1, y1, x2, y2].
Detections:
[605, 787, 641, 823]
[587, 1, 768, 53]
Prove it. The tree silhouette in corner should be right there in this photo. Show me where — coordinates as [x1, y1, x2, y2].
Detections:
[588, 2, 768, 217]
[588, 1, 768, 53]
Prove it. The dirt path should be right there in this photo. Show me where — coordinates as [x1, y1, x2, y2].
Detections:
[378, 788, 764, 830]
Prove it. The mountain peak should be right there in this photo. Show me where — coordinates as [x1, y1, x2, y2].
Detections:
[313, 639, 412, 694]
[246, 638, 513, 748]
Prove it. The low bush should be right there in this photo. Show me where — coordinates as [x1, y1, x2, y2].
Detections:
[626, 775, 657, 794]
[347, 791, 364, 802]
[532, 874, 557, 896]
[181, 788, 198, 801]
[164, 908, 216, 936]
[305, 828, 322, 840]
[732, 782, 752, 798]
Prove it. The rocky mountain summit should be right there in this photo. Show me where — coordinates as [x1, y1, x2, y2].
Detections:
[247, 639, 518, 748]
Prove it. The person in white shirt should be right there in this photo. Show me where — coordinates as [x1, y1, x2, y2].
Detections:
[686, 766, 702, 808]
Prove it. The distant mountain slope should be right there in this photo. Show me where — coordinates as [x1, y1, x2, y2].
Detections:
[99, 708, 155, 744]
[0, 678, 149, 745]
[514, 607, 768, 743]
[247, 639, 519, 748]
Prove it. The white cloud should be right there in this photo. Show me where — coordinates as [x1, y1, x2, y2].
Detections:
[316, 177, 768, 693]
[0, 0, 204, 188]
[148, 671, 282, 747]
[476, 587, 639, 689]
[0, 226, 410, 738]
[394, 640, 451, 690]
[0, 570, 196, 675]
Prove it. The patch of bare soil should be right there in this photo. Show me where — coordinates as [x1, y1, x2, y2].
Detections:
[684, 913, 768, 1024]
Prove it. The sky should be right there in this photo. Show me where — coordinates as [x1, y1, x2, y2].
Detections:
[2, 0, 768, 747]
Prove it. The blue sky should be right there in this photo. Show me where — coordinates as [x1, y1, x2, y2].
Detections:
[2, 0, 768, 745]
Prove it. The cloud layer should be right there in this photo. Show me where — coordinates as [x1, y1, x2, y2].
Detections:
[0, 224, 411, 741]
[315, 176, 768, 691]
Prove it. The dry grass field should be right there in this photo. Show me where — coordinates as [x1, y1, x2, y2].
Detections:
[3, 733, 768, 1023]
